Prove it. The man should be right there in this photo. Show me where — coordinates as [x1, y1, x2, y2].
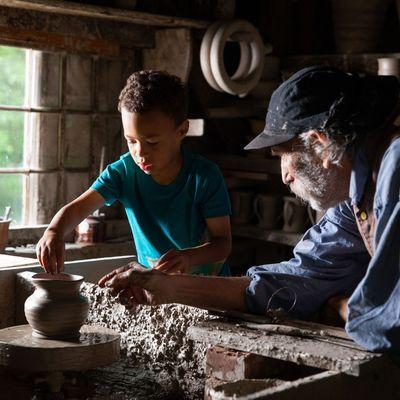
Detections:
[99, 65, 400, 353]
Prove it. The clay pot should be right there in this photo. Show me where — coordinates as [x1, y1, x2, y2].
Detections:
[25, 273, 89, 339]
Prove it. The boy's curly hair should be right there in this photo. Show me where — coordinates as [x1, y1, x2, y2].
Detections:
[118, 70, 188, 126]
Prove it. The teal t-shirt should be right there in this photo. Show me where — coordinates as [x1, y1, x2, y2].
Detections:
[91, 147, 231, 275]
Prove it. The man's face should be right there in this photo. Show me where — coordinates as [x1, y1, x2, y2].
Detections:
[121, 109, 187, 176]
[271, 137, 350, 211]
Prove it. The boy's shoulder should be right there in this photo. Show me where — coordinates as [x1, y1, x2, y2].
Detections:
[119, 152, 134, 162]
[104, 153, 135, 178]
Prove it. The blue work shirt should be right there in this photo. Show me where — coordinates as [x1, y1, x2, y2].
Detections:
[246, 137, 400, 353]
[92, 147, 231, 276]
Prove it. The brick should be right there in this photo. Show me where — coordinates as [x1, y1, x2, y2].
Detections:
[64, 114, 91, 169]
[65, 54, 92, 110]
[205, 346, 285, 382]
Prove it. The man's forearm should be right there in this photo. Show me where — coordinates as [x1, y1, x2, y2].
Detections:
[158, 274, 251, 312]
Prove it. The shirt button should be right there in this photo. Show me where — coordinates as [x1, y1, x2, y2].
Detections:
[360, 211, 367, 221]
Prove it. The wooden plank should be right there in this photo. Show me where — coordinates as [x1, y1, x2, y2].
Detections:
[0, 0, 209, 29]
[5, 240, 136, 262]
[205, 105, 266, 119]
[283, 53, 400, 77]
[208, 312, 351, 341]
[0, 25, 120, 56]
[0, 255, 38, 269]
[188, 320, 378, 376]
[244, 323, 364, 351]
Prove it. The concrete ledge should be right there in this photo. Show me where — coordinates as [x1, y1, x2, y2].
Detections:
[0, 255, 135, 328]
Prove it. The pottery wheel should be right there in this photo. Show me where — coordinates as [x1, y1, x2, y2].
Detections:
[0, 324, 120, 372]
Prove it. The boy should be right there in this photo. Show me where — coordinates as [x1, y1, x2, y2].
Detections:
[37, 70, 232, 276]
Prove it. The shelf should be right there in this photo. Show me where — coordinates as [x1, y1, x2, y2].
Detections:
[5, 240, 135, 261]
[204, 99, 267, 119]
[207, 154, 281, 175]
[0, 0, 210, 29]
[232, 225, 302, 247]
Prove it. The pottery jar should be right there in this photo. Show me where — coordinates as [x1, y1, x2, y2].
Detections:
[24, 273, 89, 339]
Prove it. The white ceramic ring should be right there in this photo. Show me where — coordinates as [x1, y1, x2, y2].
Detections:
[200, 20, 225, 92]
[211, 20, 264, 96]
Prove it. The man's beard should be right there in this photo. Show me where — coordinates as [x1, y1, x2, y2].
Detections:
[289, 149, 346, 211]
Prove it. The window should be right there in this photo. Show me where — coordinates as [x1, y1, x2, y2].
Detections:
[0, 46, 27, 225]
[0, 46, 63, 227]
[0, 46, 125, 228]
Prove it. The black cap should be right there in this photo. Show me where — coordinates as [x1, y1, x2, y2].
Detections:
[245, 65, 400, 150]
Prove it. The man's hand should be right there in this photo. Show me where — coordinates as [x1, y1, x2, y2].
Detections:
[36, 230, 65, 274]
[154, 249, 190, 273]
[98, 262, 167, 309]
[98, 261, 142, 287]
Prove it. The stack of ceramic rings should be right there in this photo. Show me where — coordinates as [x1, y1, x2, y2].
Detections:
[200, 20, 266, 97]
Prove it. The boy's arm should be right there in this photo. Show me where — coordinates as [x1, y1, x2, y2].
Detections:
[155, 215, 231, 273]
[36, 188, 105, 273]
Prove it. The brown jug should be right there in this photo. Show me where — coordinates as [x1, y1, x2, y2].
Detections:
[24, 273, 89, 339]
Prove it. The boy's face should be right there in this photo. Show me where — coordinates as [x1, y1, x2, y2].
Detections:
[122, 108, 188, 176]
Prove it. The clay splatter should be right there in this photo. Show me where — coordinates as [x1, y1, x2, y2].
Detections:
[81, 282, 214, 399]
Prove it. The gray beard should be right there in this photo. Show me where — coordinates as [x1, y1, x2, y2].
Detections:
[290, 150, 345, 211]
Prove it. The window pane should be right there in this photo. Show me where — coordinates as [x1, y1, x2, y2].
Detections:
[0, 46, 26, 106]
[0, 174, 23, 225]
[0, 111, 25, 168]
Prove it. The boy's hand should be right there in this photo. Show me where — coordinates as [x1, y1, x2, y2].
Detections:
[36, 230, 65, 274]
[154, 249, 190, 274]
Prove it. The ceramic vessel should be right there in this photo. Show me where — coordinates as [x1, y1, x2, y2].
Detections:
[25, 273, 89, 339]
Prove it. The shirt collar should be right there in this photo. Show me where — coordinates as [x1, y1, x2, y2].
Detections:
[349, 149, 370, 206]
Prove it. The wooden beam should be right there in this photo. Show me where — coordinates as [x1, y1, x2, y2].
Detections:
[0, 0, 210, 29]
[0, 6, 154, 55]
[232, 225, 302, 247]
[0, 26, 120, 57]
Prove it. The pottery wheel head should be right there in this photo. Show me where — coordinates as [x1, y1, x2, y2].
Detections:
[32, 272, 84, 282]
